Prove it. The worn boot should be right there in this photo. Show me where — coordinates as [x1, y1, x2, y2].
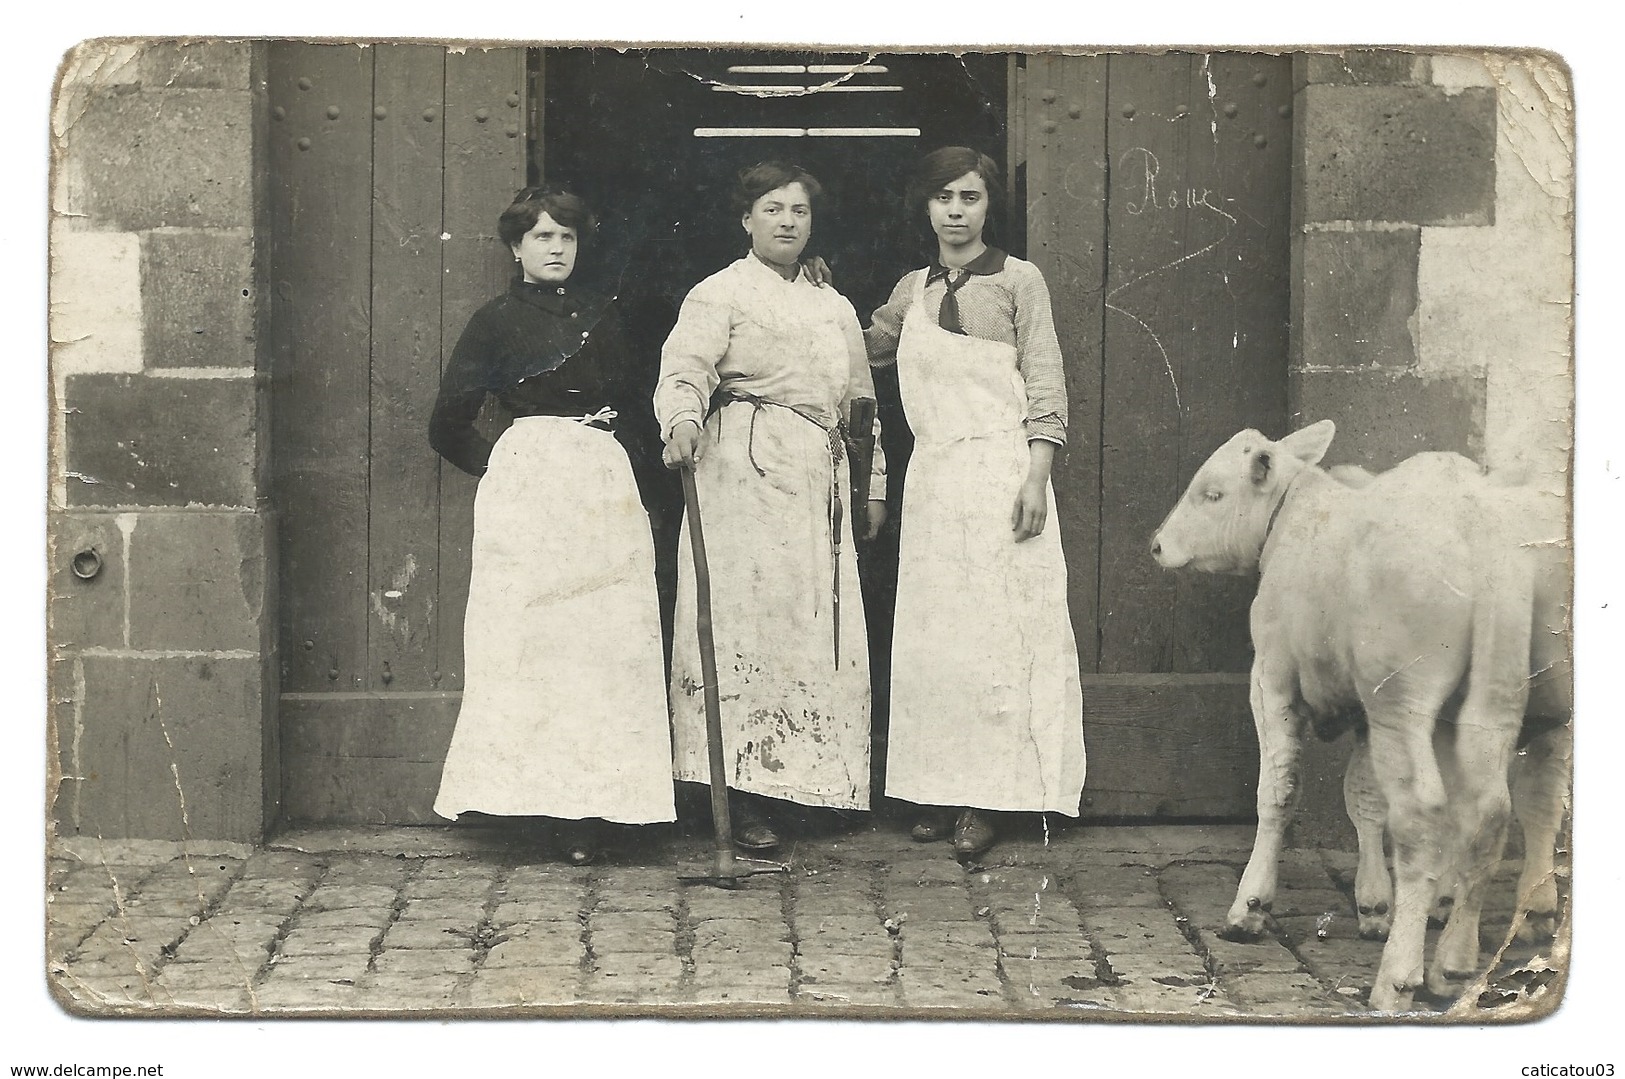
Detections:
[557, 817, 600, 866]
[911, 806, 957, 843]
[952, 808, 997, 858]
[730, 792, 780, 851]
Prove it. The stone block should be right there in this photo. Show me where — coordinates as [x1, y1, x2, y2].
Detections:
[1298, 85, 1497, 225]
[56, 85, 253, 231]
[49, 513, 125, 654]
[277, 926, 380, 957]
[1200, 935, 1305, 976]
[142, 229, 256, 369]
[1225, 972, 1348, 1015]
[323, 859, 413, 890]
[372, 949, 475, 975]
[593, 888, 680, 913]
[996, 931, 1092, 962]
[251, 978, 367, 1012]
[1291, 367, 1486, 471]
[354, 973, 469, 1010]
[490, 900, 579, 928]
[589, 910, 675, 936]
[283, 907, 392, 932]
[139, 41, 253, 90]
[263, 952, 371, 980]
[394, 899, 480, 927]
[691, 918, 789, 948]
[49, 226, 144, 377]
[405, 875, 492, 901]
[466, 969, 583, 1008]
[1106, 952, 1209, 982]
[482, 936, 584, 969]
[237, 850, 322, 880]
[687, 981, 792, 1006]
[1087, 909, 1196, 955]
[689, 952, 794, 979]
[67, 655, 265, 842]
[795, 982, 898, 1007]
[125, 511, 263, 650]
[1302, 50, 1429, 87]
[302, 884, 400, 912]
[1294, 228, 1420, 368]
[588, 927, 677, 957]
[378, 922, 470, 950]
[64, 374, 257, 507]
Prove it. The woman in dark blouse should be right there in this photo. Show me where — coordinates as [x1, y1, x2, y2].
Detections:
[428, 186, 676, 864]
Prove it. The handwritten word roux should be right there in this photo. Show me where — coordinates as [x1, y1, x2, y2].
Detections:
[1120, 147, 1228, 218]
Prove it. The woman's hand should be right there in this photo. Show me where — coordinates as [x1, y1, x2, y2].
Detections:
[1012, 440, 1056, 541]
[1011, 477, 1049, 541]
[662, 419, 707, 470]
[862, 499, 888, 541]
[802, 255, 835, 288]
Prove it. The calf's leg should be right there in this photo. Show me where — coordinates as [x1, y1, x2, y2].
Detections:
[1343, 734, 1393, 940]
[1366, 712, 1451, 1013]
[1510, 724, 1569, 943]
[1430, 580, 1532, 998]
[1225, 669, 1303, 942]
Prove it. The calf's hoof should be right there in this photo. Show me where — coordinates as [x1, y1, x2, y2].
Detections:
[1424, 964, 1473, 1002]
[1356, 916, 1391, 942]
[1219, 906, 1270, 943]
[1356, 902, 1391, 941]
[1367, 981, 1418, 1014]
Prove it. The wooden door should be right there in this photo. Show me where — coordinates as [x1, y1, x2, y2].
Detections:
[269, 46, 1293, 825]
[268, 43, 529, 822]
[1020, 53, 1292, 818]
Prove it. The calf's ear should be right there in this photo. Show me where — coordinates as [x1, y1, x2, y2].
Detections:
[1251, 449, 1273, 486]
[1277, 419, 1336, 466]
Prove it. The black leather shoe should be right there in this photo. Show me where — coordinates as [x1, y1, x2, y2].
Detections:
[731, 796, 780, 851]
[911, 807, 957, 843]
[953, 809, 997, 858]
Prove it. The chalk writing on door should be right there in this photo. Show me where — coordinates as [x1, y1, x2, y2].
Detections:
[1109, 147, 1240, 413]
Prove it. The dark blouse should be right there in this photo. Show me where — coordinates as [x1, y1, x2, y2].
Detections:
[428, 279, 660, 480]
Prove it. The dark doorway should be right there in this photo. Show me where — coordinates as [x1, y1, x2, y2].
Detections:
[544, 49, 1009, 328]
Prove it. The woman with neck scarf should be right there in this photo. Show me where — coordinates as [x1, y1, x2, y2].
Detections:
[866, 147, 1087, 859]
[657, 162, 888, 851]
[428, 185, 675, 864]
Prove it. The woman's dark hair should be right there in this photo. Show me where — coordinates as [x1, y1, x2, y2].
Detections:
[732, 161, 825, 217]
[907, 146, 1005, 211]
[498, 185, 597, 248]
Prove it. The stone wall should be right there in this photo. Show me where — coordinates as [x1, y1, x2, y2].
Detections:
[1286, 50, 1574, 846]
[49, 41, 277, 843]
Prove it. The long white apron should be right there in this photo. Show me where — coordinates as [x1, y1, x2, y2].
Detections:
[434, 416, 676, 824]
[669, 400, 871, 809]
[884, 278, 1086, 814]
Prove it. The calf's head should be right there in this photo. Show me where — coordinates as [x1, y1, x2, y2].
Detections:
[1151, 420, 1336, 574]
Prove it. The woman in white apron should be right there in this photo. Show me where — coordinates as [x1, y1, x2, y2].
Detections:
[428, 186, 675, 864]
[866, 147, 1086, 858]
[657, 162, 888, 851]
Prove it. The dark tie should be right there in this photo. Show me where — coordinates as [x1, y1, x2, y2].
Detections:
[939, 269, 970, 335]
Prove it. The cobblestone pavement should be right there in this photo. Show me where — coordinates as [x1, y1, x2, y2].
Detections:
[45, 820, 1565, 1020]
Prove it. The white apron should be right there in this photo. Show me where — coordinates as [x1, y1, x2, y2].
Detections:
[884, 275, 1086, 814]
[434, 416, 676, 824]
[669, 399, 872, 809]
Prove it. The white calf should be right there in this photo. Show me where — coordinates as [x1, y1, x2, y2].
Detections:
[1150, 421, 1568, 1011]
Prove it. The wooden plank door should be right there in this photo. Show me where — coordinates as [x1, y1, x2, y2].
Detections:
[1021, 52, 1292, 818]
[269, 43, 528, 823]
